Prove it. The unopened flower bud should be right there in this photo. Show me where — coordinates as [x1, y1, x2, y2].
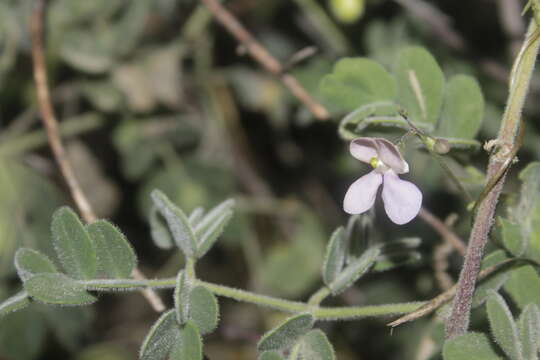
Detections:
[433, 138, 451, 154]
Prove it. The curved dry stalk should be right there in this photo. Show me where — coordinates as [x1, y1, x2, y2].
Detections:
[30, 0, 165, 313]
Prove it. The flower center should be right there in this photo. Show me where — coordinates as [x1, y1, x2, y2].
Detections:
[369, 156, 390, 173]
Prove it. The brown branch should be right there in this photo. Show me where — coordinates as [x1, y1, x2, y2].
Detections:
[30, 0, 165, 313]
[418, 208, 466, 256]
[199, 0, 330, 121]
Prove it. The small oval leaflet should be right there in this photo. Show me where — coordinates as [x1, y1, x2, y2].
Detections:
[14, 248, 58, 282]
[24, 273, 96, 306]
[257, 313, 314, 352]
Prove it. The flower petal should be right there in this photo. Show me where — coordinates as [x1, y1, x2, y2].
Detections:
[381, 171, 422, 225]
[344, 171, 383, 214]
[375, 138, 409, 174]
[350, 138, 378, 163]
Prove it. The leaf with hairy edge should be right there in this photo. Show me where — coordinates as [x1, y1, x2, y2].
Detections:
[258, 351, 284, 360]
[437, 75, 484, 139]
[486, 291, 523, 360]
[504, 266, 540, 310]
[188, 207, 205, 227]
[394, 46, 444, 127]
[169, 321, 203, 360]
[193, 199, 235, 237]
[149, 206, 174, 250]
[15, 248, 58, 282]
[0, 292, 30, 318]
[51, 207, 97, 280]
[518, 304, 540, 360]
[24, 273, 96, 305]
[196, 208, 233, 258]
[322, 227, 347, 286]
[174, 271, 190, 325]
[189, 286, 219, 335]
[151, 190, 197, 257]
[328, 247, 380, 295]
[319, 58, 396, 113]
[258, 313, 314, 352]
[87, 220, 137, 279]
[443, 332, 502, 360]
[140, 309, 180, 360]
[300, 329, 335, 360]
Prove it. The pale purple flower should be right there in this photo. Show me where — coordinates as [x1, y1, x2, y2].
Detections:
[343, 137, 422, 225]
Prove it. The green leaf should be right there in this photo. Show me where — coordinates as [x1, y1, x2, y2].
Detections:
[322, 227, 347, 286]
[300, 329, 335, 360]
[24, 273, 96, 305]
[514, 162, 540, 220]
[169, 321, 203, 360]
[0, 292, 30, 318]
[518, 304, 540, 360]
[174, 271, 190, 325]
[443, 332, 502, 360]
[196, 204, 234, 258]
[87, 220, 137, 279]
[394, 46, 445, 127]
[60, 30, 115, 74]
[51, 207, 97, 280]
[486, 291, 523, 360]
[189, 286, 219, 335]
[259, 351, 284, 360]
[151, 190, 198, 257]
[504, 266, 540, 310]
[437, 75, 484, 139]
[258, 313, 315, 352]
[193, 199, 235, 236]
[140, 309, 180, 360]
[188, 207, 205, 227]
[328, 247, 380, 295]
[319, 58, 396, 112]
[499, 217, 527, 257]
[14, 248, 58, 282]
[149, 206, 174, 250]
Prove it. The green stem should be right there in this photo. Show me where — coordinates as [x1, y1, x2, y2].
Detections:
[307, 286, 331, 306]
[77, 276, 424, 321]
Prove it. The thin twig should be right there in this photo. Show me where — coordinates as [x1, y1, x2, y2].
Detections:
[418, 208, 466, 256]
[199, 0, 330, 120]
[30, 0, 165, 313]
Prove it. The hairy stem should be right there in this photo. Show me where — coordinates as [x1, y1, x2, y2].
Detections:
[445, 19, 540, 339]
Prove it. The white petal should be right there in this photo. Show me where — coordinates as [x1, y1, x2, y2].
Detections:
[381, 171, 422, 225]
[343, 171, 383, 214]
[375, 138, 409, 174]
[350, 138, 378, 163]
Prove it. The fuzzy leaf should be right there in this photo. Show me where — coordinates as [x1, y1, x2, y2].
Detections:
[259, 351, 284, 360]
[300, 329, 335, 360]
[196, 207, 233, 258]
[0, 292, 30, 318]
[486, 291, 523, 360]
[169, 321, 203, 360]
[437, 75, 484, 139]
[193, 199, 235, 236]
[319, 58, 396, 113]
[518, 304, 540, 360]
[151, 190, 197, 257]
[443, 332, 502, 360]
[14, 248, 58, 282]
[24, 273, 96, 305]
[504, 266, 540, 310]
[513, 163, 540, 262]
[188, 207, 205, 227]
[149, 206, 174, 250]
[258, 313, 315, 352]
[189, 286, 219, 335]
[87, 220, 137, 279]
[174, 271, 190, 325]
[322, 227, 347, 286]
[140, 309, 180, 360]
[394, 46, 444, 127]
[51, 207, 97, 280]
[499, 217, 527, 257]
[328, 247, 380, 295]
